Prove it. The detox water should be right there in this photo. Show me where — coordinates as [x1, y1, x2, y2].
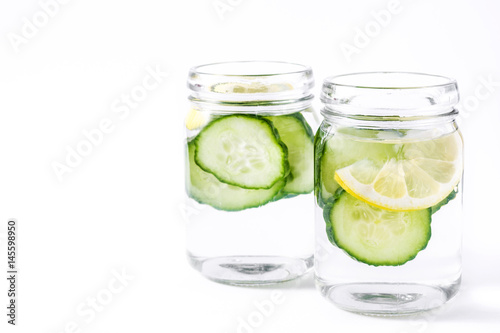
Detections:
[314, 126, 463, 315]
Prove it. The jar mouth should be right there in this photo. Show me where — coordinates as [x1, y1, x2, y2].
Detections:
[324, 72, 457, 89]
[321, 72, 459, 118]
[320, 109, 459, 129]
[192, 61, 311, 77]
[188, 61, 314, 104]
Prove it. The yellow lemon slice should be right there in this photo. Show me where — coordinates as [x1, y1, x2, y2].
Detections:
[185, 108, 208, 130]
[211, 82, 293, 94]
[334, 131, 463, 211]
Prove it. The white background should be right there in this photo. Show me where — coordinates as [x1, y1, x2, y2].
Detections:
[0, 0, 499, 332]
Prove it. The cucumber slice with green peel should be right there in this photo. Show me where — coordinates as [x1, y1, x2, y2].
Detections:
[320, 132, 398, 199]
[272, 188, 299, 202]
[271, 174, 295, 202]
[314, 126, 332, 208]
[431, 188, 458, 214]
[194, 115, 289, 189]
[319, 184, 334, 208]
[186, 141, 286, 211]
[322, 188, 344, 244]
[327, 130, 462, 212]
[325, 191, 431, 266]
[265, 113, 314, 195]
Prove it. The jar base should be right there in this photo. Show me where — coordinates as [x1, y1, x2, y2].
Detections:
[316, 277, 461, 316]
[188, 253, 314, 286]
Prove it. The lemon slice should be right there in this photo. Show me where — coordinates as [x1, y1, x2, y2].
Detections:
[185, 108, 208, 130]
[319, 129, 397, 201]
[334, 131, 463, 211]
[188, 82, 293, 130]
[211, 82, 293, 94]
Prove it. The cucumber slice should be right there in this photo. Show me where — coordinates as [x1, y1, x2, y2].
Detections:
[431, 188, 458, 214]
[272, 186, 299, 202]
[194, 115, 289, 189]
[265, 113, 314, 195]
[314, 126, 333, 207]
[322, 188, 344, 244]
[320, 132, 397, 202]
[325, 191, 431, 266]
[186, 141, 286, 211]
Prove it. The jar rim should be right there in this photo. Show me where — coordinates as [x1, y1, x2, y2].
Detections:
[323, 71, 457, 90]
[191, 60, 312, 77]
[321, 72, 460, 118]
[188, 61, 314, 105]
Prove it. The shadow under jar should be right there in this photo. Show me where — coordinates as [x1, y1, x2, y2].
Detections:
[314, 72, 464, 315]
[185, 61, 317, 285]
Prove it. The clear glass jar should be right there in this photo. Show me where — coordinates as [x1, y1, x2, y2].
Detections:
[185, 61, 316, 285]
[314, 72, 463, 315]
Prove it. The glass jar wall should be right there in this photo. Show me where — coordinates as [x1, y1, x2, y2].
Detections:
[185, 61, 317, 285]
[314, 72, 464, 314]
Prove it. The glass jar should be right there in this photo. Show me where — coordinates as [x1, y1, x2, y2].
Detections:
[314, 72, 464, 314]
[185, 61, 316, 285]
